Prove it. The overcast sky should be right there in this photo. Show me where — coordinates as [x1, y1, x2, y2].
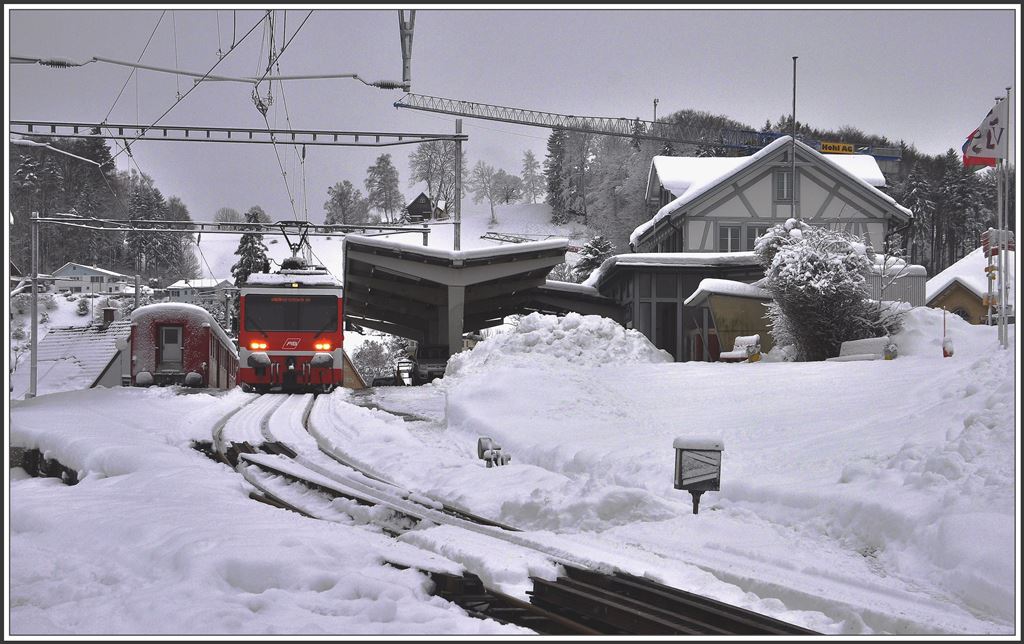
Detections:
[7, 6, 1019, 234]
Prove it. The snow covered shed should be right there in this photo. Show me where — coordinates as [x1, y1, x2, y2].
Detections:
[633, 136, 911, 254]
[926, 247, 1016, 324]
[583, 253, 764, 362]
[683, 278, 773, 361]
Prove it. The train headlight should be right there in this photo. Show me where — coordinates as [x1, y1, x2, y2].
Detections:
[259, 342, 267, 349]
[249, 341, 261, 350]
[316, 342, 331, 350]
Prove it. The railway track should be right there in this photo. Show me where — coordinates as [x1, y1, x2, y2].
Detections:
[210, 393, 818, 636]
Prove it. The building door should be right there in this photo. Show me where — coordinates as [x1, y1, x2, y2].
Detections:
[160, 326, 183, 366]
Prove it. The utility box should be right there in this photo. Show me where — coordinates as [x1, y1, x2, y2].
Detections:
[673, 437, 725, 514]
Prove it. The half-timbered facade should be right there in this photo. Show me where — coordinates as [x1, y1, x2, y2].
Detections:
[631, 136, 912, 254]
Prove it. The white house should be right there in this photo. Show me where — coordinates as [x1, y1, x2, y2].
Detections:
[166, 278, 234, 304]
[51, 262, 132, 294]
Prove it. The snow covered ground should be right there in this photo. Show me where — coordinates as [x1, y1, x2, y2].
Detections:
[7, 306, 1018, 636]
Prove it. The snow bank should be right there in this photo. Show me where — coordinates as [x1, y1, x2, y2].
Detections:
[8, 388, 526, 635]
[445, 312, 672, 378]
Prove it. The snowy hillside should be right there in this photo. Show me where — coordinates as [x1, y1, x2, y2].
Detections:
[8, 306, 1017, 635]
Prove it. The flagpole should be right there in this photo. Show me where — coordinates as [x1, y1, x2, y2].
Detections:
[792, 56, 798, 222]
[1001, 86, 1011, 349]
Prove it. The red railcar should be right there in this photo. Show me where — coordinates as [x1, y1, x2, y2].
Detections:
[236, 262, 344, 393]
[129, 303, 238, 388]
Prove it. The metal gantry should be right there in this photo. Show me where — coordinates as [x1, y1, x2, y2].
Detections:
[10, 120, 468, 149]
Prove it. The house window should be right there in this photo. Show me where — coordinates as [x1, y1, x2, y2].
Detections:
[774, 169, 794, 201]
[745, 225, 771, 251]
[90, 276, 103, 283]
[719, 225, 741, 252]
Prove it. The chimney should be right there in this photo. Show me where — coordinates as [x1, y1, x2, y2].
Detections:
[101, 307, 117, 328]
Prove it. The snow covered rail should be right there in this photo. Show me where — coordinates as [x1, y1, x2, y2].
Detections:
[231, 397, 819, 636]
[529, 565, 818, 635]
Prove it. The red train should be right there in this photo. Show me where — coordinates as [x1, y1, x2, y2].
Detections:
[129, 302, 238, 388]
[237, 259, 344, 393]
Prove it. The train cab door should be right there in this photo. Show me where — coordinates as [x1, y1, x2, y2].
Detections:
[159, 325, 183, 370]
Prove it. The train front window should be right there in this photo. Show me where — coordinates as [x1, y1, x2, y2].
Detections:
[244, 294, 337, 332]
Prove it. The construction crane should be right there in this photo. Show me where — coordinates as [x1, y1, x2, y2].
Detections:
[394, 93, 902, 168]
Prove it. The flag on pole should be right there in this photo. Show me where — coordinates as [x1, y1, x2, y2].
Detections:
[962, 97, 1009, 166]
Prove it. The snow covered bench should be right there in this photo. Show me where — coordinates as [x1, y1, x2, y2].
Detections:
[719, 334, 761, 363]
[825, 336, 897, 362]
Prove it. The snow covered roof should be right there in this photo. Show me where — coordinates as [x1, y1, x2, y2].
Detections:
[52, 262, 130, 278]
[245, 270, 342, 287]
[166, 278, 232, 290]
[541, 279, 602, 296]
[345, 234, 568, 262]
[583, 252, 760, 288]
[36, 319, 132, 388]
[871, 256, 928, 277]
[926, 246, 1015, 302]
[683, 278, 770, 307]
[632, 136, 912, 247]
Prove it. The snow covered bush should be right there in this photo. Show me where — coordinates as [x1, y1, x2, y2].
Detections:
[11, 293, 32, 315]
[754, 219, 902, 361]
[12, 327, 27, 340]
[76, 298, 90, 316]
[40, 294, 57, 311]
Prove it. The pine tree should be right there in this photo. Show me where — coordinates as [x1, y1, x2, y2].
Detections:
[544, 128, 568, 223]
[365, 154, 403, 223]
[520, 150, 544, 204]
[572, 235, 615, 282]
[231, 209, 270, 286]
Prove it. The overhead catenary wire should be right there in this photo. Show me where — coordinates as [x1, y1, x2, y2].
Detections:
[106, 10, 268, 165]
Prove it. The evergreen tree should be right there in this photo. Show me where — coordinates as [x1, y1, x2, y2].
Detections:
[572, 235, 615, 282]
[365, 153, 403, 223]
[324, 180, 369, 224]
[891, 164, 935, 266]
[520, 149, 544, 203]
[544, 128, 568, 223]
[231, 209, 270, 286]
[246, 205, 272, 223]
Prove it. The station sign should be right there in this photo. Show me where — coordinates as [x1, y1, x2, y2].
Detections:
[820, 141, 855, 154]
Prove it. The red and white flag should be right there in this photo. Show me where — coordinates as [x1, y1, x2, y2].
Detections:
[962, 97, 1009, 166]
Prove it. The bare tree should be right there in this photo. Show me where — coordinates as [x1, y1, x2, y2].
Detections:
[466, 160, 498, 224]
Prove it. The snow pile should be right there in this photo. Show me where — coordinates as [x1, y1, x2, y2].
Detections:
[445, 312, 672, 378]
[891, 305, 995, 357]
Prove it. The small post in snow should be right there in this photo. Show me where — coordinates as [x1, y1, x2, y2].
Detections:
[673, 437, 724, 514]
